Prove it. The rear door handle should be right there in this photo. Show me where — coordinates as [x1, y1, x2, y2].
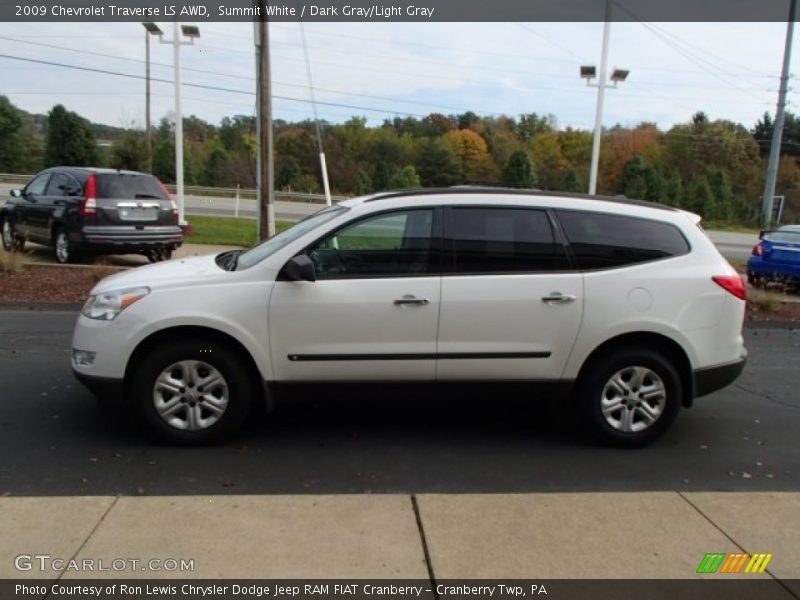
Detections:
[541, 292, 577, 304]
[394, 295, 430, 307]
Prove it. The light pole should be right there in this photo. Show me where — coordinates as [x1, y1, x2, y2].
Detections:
[155, 23, 199, 227]
[142, 22, 163, 174]
[581, 0, 629, 195]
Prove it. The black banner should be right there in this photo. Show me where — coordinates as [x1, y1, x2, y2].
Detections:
[2, 580, 799, 600]
[1, 0, 798, 23]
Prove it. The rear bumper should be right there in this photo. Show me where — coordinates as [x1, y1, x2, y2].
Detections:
[79, 225, 184, 248]
[747, 257, 800, 281]
[73, 370, 125, 402]
[693, 351, 747, 398]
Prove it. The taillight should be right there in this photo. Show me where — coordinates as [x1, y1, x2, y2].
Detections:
[157, 179, 178, 215]
[752, 243, 763, 256]
[712, 275, 747, 300]
[81, 174, 97, 217]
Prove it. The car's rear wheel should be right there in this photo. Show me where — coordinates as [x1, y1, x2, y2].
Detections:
[130, 338, 254, 444]
[53, 227, 78, 264]
[1, 216, 24, 252]
[576, 347, 682, 447]
[146, 247, 172, 263]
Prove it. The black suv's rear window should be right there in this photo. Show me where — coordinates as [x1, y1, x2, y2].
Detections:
[95, 173, 167, 200]
[555, 210, 690, 270]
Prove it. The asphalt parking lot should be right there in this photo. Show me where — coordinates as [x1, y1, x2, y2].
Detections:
[0, 308, 797, 497]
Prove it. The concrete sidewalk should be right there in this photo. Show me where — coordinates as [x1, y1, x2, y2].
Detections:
[2, 493, 798, 585]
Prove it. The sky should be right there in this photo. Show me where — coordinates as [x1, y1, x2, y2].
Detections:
[0, 21, 795, 133]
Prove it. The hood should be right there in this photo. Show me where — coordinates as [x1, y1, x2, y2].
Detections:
[92, 253, 229, 294]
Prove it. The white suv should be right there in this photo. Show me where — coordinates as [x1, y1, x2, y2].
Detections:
[71, 189, 747, 446]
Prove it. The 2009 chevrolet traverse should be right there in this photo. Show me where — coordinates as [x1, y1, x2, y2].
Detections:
[1, 167, 183, 263]
[71, 188, 747, 446]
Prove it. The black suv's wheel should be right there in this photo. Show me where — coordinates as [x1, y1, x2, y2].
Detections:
[1, 216, 24, 252]
[130, 338, 254, 445]
[576, 348, 682, 447]
[53, 227, 78, 264]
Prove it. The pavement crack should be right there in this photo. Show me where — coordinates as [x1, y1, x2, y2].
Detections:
[411, 494, 439, 600]
[677, 491, 800, 599]
[733, 383, 799, 410]
[44, 495, 120, 597]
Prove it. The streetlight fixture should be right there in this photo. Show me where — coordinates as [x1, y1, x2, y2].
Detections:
[141, 22, 163, 174]
[148, 22, 200, 227]
[580, 0, 630, 196]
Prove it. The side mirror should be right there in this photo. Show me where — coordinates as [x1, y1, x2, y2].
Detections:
[10, 189, 22, 198]
[283, 255, 316, 282]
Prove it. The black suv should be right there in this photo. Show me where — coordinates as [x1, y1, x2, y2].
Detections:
[1, 167, 183, 263]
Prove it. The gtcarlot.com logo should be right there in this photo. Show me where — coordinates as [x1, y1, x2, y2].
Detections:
[696, 552, 773, 574]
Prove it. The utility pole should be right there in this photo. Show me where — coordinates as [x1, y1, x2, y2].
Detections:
[588, 0, 612, 196]
[256, 2, 275, 240]
[145, 29, 151, 173]
[762, 0, 797, 230]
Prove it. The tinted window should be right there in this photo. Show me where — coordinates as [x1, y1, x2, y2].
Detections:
[25, 173, 50, 196]
[45, 173, 70, 196]
[308, 209, 435, 278]
[556, 210, 690, 270]
[763, 231, 800, 244]
[448, 207, 569, 273]
[95, 174, 167, 200]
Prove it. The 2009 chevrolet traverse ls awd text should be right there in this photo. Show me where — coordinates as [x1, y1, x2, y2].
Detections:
[71, 188, 747, 446]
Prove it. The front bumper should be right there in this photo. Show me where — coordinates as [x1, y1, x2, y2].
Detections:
[693, 351, 747, 398]
[73, 370, 125, 402]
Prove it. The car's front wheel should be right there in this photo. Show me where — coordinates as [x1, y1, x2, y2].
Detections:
[130, 338, 254, 444]
[576, 348, 682, 447]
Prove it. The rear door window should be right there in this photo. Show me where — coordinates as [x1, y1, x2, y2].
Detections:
[555, 210, 690, 270]
[446, 207, 570, 274]
[45, 173, 69, 196]
[95, 174, 167, 200]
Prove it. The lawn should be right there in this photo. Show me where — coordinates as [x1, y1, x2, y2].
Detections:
[184, 215, 293, 246]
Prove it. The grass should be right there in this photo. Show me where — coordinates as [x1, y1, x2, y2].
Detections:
[184, 215, 292, 246]
[0, 247, 25, 274]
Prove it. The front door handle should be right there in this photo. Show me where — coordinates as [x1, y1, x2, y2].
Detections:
[541, 292, 577, 304]
[394, 295, 430, 307]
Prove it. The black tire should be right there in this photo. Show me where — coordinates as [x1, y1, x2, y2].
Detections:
[53, 227, 78, 264]
[1, 215, 24, 252]
[130, 337, 254, 445]
[576, 347, 682, 447]
[160, 247, 173, 261]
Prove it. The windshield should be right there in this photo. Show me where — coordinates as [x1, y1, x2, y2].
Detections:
[235, 205, 348, 270]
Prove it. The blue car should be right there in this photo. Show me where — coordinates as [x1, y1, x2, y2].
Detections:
[747, 227, 800, 287]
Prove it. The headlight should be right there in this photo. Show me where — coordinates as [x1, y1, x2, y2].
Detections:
[81, 287, 150, 321]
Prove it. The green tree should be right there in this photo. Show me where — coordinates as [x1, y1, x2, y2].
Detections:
[688, 175, 715, 217]
[617, 155, 649, 199]
[109, 130, 147, 171]
[707, 168, 733, 221]
[563, 169, 583, 193]
[352, 170, 373, 195]
[276, 157, 302, 190]
[503, 150, 536, 188]
[414, 138, 462, 186]
[0, 95, 23, 171]
[203, 138, 231, 186]
[45, 104, 97, 167]
[388, 165, 421, 189]
[663, 172, 684, 207]
[517, 113, 554, 143]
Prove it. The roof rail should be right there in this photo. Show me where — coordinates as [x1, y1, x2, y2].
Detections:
[363, 186, 677, 212]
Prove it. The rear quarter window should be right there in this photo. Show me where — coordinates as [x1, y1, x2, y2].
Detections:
[555, 210, 690, 270]
[95, 174, 167, 200]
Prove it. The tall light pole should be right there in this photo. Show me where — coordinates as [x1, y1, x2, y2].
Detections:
[582, 0, 629, 196]
[156, 23, 199, 227]
[761, 0, 797, 230]
[142, 22, 163, 174]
